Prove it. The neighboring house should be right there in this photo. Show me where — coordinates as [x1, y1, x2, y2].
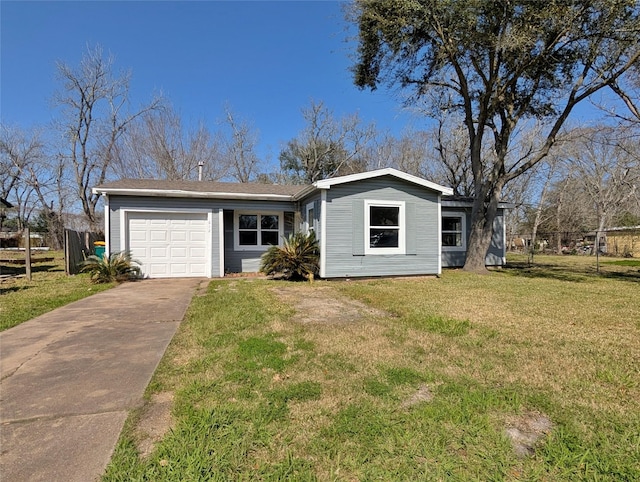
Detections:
[93, 168, 509, 279]
[605, 226, 640, 257]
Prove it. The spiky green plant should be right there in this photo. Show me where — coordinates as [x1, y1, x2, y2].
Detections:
[80, 251, 141, 284]
[260, 231, 319, 281]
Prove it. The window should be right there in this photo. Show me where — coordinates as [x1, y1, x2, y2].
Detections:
[305, 202, 317, 234]
[235, 212, 283, 251]
[365, 200, 405, 254]
[442, 213, 466, 251]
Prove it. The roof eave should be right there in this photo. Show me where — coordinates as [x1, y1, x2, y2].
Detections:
[92, 187, 296, 202]
[292, 185, 318, 201]
[314, 167, 454, 195]
[442, 199, 515, 209]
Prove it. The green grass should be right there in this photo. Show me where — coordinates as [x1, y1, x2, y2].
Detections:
[602, 259, 640, 267]
[103, 257, 640, 481]
[0, 250, 114, 331]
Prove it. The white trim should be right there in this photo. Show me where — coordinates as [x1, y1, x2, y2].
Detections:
[437, 196, 442, 275]
[442, 199, 515, 209]
[314, 168, 453, 195]
[218, 209, 225, 277]
[441, 211, 467, 252]
[121, 208, 212, 278]
[205, 212, 213, 278]
[233, 210, 284, 252]
[502, 215, 507, 266]
[364, 200, 406, 255]
[320, 190, 327, 278]
[93, 187, 295, 202]
[104, 195, 110, 256]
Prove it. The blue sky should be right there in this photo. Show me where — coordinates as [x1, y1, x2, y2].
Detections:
[1, 1, 420, 168]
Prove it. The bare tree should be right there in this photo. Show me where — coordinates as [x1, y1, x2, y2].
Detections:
[568, 127, 640, 237]
[54, 45, 160, 230]
[0, 125, 68, 246]
[279, 100, 376, 184]
[113, 105, 224, 181]
[219, 106, 261, 183]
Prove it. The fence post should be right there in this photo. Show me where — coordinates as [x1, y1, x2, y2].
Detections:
[24, 228, 32, 281]
[64, 229, 70, 275]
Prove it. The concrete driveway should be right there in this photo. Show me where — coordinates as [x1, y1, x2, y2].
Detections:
[0, 277, 203, 482]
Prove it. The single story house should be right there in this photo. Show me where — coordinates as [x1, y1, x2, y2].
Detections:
[93, 168, 508, 278]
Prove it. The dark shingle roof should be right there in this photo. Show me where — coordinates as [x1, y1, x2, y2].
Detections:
[95, 179, 309, 197]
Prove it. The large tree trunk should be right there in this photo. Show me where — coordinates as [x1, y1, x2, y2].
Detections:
[463, 188, 501, 273]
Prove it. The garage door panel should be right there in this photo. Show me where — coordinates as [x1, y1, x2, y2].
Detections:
[170, 264, 187, 275]
[150, 247, 167, 257]
[148, 264, 168, 276]
[150, 230, 169, 242]
[130, 230, 148, 242]
[170, 231, 187, 242]
[190, 247, 206, 257]
[170, 247, 188, 258]
[189, 231, 206, 242]
[127, 212, 209, 278]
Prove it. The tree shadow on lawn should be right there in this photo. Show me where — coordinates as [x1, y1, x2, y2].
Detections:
[0, 285, 31, 295]
[502, 261, 640, 283]
[0, 263, 62, 277]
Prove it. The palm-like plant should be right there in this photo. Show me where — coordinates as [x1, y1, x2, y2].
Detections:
[80, 251, 142, 284]
[260, 231, 319, 281]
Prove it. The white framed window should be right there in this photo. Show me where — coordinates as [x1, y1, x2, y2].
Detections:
[305, 202, 317, 234]
[364, 200, 405, 255]
[442, 212, 466, 251]
[234, 211, 283, 251]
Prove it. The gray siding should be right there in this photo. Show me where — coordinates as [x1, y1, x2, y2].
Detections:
[323, 177, 441, 278]
[108, 195, 296, 276]
[298, 193, 322, 236]
[441, 208, 506, 268]
[224, 209, 296, 273]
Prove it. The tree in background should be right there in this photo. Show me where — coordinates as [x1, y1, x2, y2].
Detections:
[54, 45, 160, 231]
[220, 105, 262, 183]
[565, 127, 639, 235]
[0, 125, 43, 229]
[351, 0, 640, 272]
[0, 125, 67, 247]
[113, 104, 225, 181]
[279, 100, 376, 184]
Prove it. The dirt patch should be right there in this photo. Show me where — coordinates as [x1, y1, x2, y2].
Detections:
[270, 284, 389, 324]
[135, 392, 174, 458]
[401, 384, 435, 408]
[504, 411, 553, 458]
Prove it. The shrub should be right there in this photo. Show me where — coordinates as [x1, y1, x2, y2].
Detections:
[260, 231, 319, 281]
[80, 251, 141, 284]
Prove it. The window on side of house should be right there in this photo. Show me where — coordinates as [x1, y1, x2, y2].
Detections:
[365, 200, 405, 255]
[442, 213, 466, 251]
[305, 202, 317, 234]
[235, 212, 283, 251]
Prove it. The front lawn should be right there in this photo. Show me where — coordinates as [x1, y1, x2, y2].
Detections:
[104, 256, 639, 481]
[0, 250, 114, 331]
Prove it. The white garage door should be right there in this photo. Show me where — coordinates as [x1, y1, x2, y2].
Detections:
[127, 211, 210, 278]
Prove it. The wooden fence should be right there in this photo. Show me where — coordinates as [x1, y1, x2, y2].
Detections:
[64, 229, 101, 275]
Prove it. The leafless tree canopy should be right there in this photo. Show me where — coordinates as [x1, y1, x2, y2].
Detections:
[55, 45, 160, 230]
[279, 100, 376, 184]
[113, 105, 225, 181]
